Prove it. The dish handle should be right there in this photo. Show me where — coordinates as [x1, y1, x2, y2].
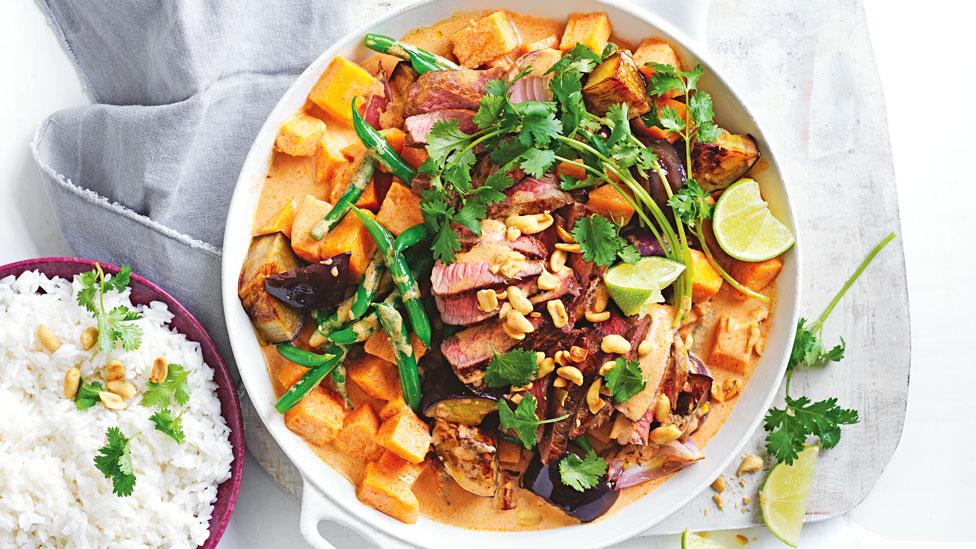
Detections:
[300, 477, 411, 549]
[642, 0, 710, 46]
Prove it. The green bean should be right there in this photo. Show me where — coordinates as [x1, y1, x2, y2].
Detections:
[275, 343, 337, 367]
[352, 104, 417, 184]
[375, 303, 422, 414]
[328, 292, 400, 345]
[350, 249, 386, 319]
[274, 345, 348, 413]
[364, 33, 460, 72]
[352, 208, 431, 347]
[309, 155, 376, 241]
[330, 365, 352, 408]
[309, 295, 356, 348]
[394, 223, 430, 253]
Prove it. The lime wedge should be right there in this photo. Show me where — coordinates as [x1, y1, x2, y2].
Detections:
[759, 446, 819, 547]
[604, 257, 685, 316]
[713, 179, 794, 262]
[681, 528, 728, 549]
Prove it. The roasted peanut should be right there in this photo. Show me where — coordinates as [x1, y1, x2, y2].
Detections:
[599, 361, 616, 376]
[37, 325, 61, 353]
[505, 212, 553, 235]
[601, 334, 631, 354]
[98, 391, 127, 410]
[107, 360, 125, 381]
[586, 379, 605, 415]
[507, 286, 533, 315]
[585, 311, 610, 323]
[556, 365, 584, 386]
[506, 310, 535, 334]
[80, 327, 99, 351]
[722, 378, 743, 400]
[107, 380, 138, 400]
[547, 299, 568, 328]
[517, 509, 542, 527]
[536, 357, 556, 379]
[556, 225, 575, 243]
[554, 242, 581, 253]
[737, 454, 763, 476]
[495, 290, 508, 300]
[637, 339, 653, 356]
[569, 345, 588, 363]
[556, 388, 569, 407]
[711, 476, 726, 493]
[592, 283, 609, 313]
[550, 250, 567, 272]
[498, 302, 512, 320]
[501, 321, 526, 341]
[537, 270, 560, 291]
[553, 377, 567, 388]
[64, 367, 81, 399]
[477, 289, 499, 313]
[649, 424, 682, 444]
[510, 393, 523, 405]
[755, 337, 766, 356]
[506, 226, 521, 242]
[653, 394, 671, 423]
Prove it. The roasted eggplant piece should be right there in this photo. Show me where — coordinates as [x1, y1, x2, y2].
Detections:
[522, 453, 619, 523]
[421, 366, 498, 426]
[582, 51, 652, 118]
[238, 232, 304, 343]
[431, 419, 499, 497]
[264, 252, 350, 309]
[692, 129, 760, 192]
[638, 138, 686, 207]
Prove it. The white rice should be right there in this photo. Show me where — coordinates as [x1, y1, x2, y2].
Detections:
[0, 270, 233, 549]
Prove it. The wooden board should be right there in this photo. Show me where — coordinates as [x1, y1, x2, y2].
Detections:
[244, 0, 910, 538]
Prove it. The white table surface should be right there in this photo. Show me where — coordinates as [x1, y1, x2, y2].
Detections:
[2, 1, 974, 547]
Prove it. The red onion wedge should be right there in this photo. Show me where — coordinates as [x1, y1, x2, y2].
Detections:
[608, 440, 704, 489]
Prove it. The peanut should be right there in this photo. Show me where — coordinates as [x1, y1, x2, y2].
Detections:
[553, 377, 567, 388]
[556, 365, 584, 386]
[599, 361, 616, 376]
[586, 379, 605, 415]
[556, 225, 575, 243]
[601, 334, 631, 355]
[554, 242, 581, 253]
[37, 325, 61, 353]
[501, 321, 525, 341]
[107, 360, 125, 381]
[569, 345, 588, 363]
[592, 284, 609, 313]
[536, 357, 556, 379]
[737, 454, 764, 476]
[98, 391, 127, 410]
[550, 250, 567, 272]
[64, 367, 81, 399]
[107, 380, 138, 400]
[649, 424, 682, 444]
[498, 302, 512, 320]
[517, 509, 542, 526]
[80, 327, 99, 351]
[506, 226, 521, 241]
[537, 270, 560, 291]
[506, 310, 535, 334]
[505, 212, 553, 235]
[711, 476, 725, 493]
[547, 299, 568, 328]
[653, 394, 671, 423]
[585, 311, 610, 323]
[477, 289, 499, 313]
[507, 286, 533, 315]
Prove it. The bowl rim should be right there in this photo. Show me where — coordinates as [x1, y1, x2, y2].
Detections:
[220, 0, 801, 545]
[0, 256, 245, 549]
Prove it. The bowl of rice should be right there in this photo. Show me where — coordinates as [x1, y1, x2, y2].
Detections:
[0, 257, 244, 548]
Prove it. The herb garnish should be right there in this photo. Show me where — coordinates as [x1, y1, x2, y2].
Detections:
[497, 394, 568, 449]
[149, 409, 186, 444]
[484, 346, 539, 388]
[571, 215, 640, 267]
[74, 379, 105, 411]
[763, 233, 895, 464]
[603, 357, 646, 404]
[94, 427, 138, 497]
[559, 452, 608, 492]
[76, 264, 143, 352]
[141, 363, 190, 410]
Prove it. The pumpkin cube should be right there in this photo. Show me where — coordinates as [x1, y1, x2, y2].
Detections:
[376, 410, 431, 464]
[400, 146, 428, 170]
[348, 354, 401, 401]
[256, 199, 298, 239]
[633, 38, 683, 99]
[587, 184, 635, 226]
[375, 181, 424, 236]
[450, 11, 521, 68]
[317, 209, 378, 280]
[336, 404, 382, 459]
[560, 12, 611, 54]
[308, 56, 380, 125]
[729, 256, 783, 299]
[363, 329, 427, 364]
[380, 389, 409, 421]
[274, 113, 327, 157]
[357, 461, 420, 524]
[632, 97, 686, 143]
[689, 249, 723, 302]
[315, 134, 349, 194]
[276, 359, 308, 390]
[283, 386, 346, 446]
[376, 450, 428, 486]
[709, 316, 755, 373]
[289, 195, 334, 262]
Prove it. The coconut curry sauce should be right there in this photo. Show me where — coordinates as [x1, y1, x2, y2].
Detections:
[241, 9, 783, 532]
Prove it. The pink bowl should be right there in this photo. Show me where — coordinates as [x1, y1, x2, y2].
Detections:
[0, 257, 244, 548]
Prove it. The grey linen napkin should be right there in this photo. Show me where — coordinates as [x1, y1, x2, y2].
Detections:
[31, 0, 390, 367]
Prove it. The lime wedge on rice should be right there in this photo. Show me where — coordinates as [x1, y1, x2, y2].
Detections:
[713, 179, 795, 262]
[604, 257, 685, 316]
[759, 446, 819, 547]
[681, 528, 728, 549]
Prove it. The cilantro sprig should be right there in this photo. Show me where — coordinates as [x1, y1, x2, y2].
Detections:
[484, 347, 539, 388]
[74, 379, 104, 411]
[603, 357, 646, 404]
[141, 363, 190, 410]
[497, 394, 568, 449]
[94, 427, 138, 497]
[76, 264, 143, 352]
[763, 233, 895, 464]
[571, 214, 640, 267]
[558, 451, 608, 492]
[149, 409, 186, 444]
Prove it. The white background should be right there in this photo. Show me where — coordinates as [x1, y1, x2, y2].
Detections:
[2, 1, 974, 547]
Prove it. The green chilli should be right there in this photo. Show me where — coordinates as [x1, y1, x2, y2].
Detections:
[364, 33, 460, 72]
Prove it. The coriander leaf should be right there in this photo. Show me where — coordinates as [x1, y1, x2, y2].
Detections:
[74, 380, 104, 411]
[603, 358, 645, 404]
[677, 65, 704, 93]
[426, 120, 473, 166]
[150, 409, 186, 444]
[572, 215, 623, 267]
[519, 148, 556, 179]
[788, 319, 846, 372]
[141, 364, 191, 409]
[657, 104, 685, 133]
[687, 91, 714, 128]
[516, 101, 562, 147]
[497, 393, 542, 449]
[452, 198, 488, 234]
[484, 77, 512, 98]
[94, 427, 137, 497]
[76, 270, 98, 315]
[667, 178, 714, 226]
[558, 452, 608, 492]
[99, 306, 143, 352]
[473, 94, 506, 129]
[644, 62, 683, 96]
[605, 103, 631, 148]
[484, 347, 539, 388]
[428, 219, 462, 264]
[558, 173, 601, 191]
[103, 265, 132, 293]
[695, 121, 722, 144]
[763, 396, 858, 465]
[616, 243, 641, 265]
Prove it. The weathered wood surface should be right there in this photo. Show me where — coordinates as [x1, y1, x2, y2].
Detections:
[244, 0, 910, 536]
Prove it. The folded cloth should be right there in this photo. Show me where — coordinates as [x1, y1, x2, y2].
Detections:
[31, 0, 390, 370]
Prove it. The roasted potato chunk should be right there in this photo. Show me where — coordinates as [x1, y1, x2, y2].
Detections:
[238, 232, 304, 343]
[582, 51, 651, 118]
[431, 419, 499, 497]
[692, 129, 760, 192]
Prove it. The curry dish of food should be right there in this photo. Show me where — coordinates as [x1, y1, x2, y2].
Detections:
[238, 9, 787, 530]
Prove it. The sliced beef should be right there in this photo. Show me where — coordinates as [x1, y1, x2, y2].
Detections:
[430, 255, 544, 296]
[454, 221, 547, 259]
[441, 316, 545, 390]
[434, 277, 536, 326]
[405, 109, 478, 145]
[569, 396, 612, 440]
[486, 173, 573, 218]
[529, 268, 581, 306]
[537, 330, 601, 464]
[528, 374, 551, 441]
[408, 68, 503, 114]
[470, 153, 525, 190]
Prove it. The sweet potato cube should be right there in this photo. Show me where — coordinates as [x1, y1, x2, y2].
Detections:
[709, 316, 755, 373]
[336, 404, 382, 459]
[316, 209, 378, 280]
[560, 12, 611, 54]
[633, 38, 683, 98]
[587, 184, 635, 225]
[376, 410, 431, 464]
[376, 450, 428, 486]
[450, 11, 521, 68]
[283, 386, 346, 446]
[348, 354, 401, 401]
[375, 181, 424, 236]
[276, 359, 308, 390]
[308, 56, 380, 125]
[400, 146, 428, 170]
[289, 195, 334, 262]
[274, 113, 327, 156]
[730, 256, 783, 299]
[256, 199, 298, 239]
[380, 389, 409, 421]
[689, 249, 723, 302]
[357, 461, 420, 524]
[363, 330, 427, 365]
